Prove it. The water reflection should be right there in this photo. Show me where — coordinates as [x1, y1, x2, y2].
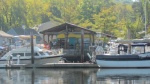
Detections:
[1, 68, 150, 84]
[96, 69, 150, 84]
[0, 68, 97, 84]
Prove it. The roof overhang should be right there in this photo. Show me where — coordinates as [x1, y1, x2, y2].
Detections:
[39, 22, 96, 35]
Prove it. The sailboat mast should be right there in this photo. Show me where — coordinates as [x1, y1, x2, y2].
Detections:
[145, 0, 147, 36]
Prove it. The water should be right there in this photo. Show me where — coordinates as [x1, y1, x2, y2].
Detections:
[0, 68, 150, 84]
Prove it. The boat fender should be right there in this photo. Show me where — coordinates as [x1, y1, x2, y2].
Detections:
[17, 55, 21, 64]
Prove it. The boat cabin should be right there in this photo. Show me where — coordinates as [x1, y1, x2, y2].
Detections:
[1, 46, 50, 59]
[131, 43, 150, 54]
[118, 42, 150, 55]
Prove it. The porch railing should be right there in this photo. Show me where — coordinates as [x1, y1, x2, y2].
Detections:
[63, 49, 90, 56]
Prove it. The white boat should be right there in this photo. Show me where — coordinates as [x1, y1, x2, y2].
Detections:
[96, 54, 150, 68]
[96, 42, 150, 68]
[0, 46, 63, 65]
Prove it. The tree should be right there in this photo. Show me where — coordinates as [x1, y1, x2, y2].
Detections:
[0, 0, 51, 31]
[93, 6, 117, 35]
[49, 0, 83, 24]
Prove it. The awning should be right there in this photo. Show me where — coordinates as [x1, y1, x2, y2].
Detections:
[116, 39, 150, 44]
[57, 33, 91, 38]
[14, 35, 36, 39]
[0, 30, 14, 38]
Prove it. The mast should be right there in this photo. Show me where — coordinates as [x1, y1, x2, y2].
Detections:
[144, 0, 147, 36]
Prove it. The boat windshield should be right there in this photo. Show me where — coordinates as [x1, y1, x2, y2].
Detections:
[131, 46, 145, 54]
[39, 52, 45, 56]
[25, 53, 39, 56]
[12, 53, 24, 57]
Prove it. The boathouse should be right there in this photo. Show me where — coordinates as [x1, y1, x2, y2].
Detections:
[39, 22, 97, 62]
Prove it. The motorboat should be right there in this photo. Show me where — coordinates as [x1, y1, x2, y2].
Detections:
[96, 42, 150, 68]
[0, 46, 64, 65]
[96, 53, 150, 68]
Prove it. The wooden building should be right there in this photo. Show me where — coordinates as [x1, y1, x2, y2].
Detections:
[39, 22, 96, 62]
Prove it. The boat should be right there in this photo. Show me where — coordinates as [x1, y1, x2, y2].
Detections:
[0, 46, 64, 65]
[96, 42, 150, 68]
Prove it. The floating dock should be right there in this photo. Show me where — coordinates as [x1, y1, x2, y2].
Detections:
[0, 63, 99, 69]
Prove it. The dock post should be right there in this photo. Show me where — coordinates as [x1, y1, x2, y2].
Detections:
[30, 32, 34, 67]
[81, 29, 84, 62]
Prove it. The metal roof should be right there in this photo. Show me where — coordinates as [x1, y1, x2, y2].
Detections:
[39, 22, 96, 34]
[38, 21, 60, 32]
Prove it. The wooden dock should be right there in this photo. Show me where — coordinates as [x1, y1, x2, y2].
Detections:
[0, 63, 99, 69]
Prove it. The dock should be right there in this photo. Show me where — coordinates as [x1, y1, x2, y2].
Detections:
[0, 63, 99, 69]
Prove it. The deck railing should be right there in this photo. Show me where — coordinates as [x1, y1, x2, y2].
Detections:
[63, 49, 90, 56]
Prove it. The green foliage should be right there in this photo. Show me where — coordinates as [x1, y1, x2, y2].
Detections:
[49, 0, 83, 24]
[0, 0, 149, 42]
[0, 0, 51, 30]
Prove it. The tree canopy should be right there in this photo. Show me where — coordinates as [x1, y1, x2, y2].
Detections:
[0, 0, 149, 41]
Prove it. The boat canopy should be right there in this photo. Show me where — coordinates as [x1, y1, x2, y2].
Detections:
[131, 43, 147, 46]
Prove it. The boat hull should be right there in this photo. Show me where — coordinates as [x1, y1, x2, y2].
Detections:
[96, 55, 150, 68]
[0, 55, 62, 65]
[96, 60, 150, 68]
